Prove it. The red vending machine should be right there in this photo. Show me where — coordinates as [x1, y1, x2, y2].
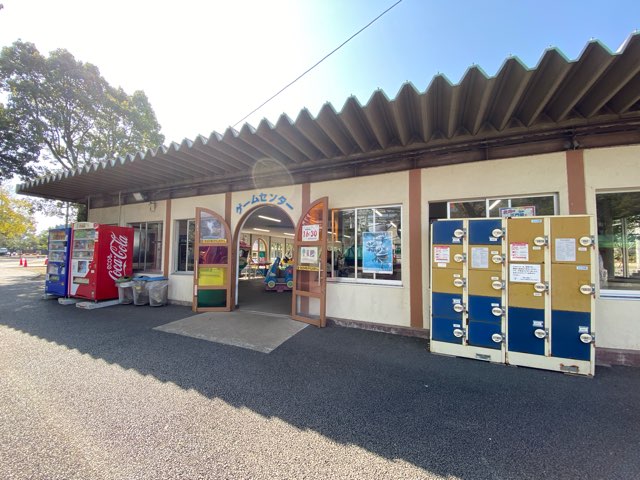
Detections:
[69, 222, 134, 301]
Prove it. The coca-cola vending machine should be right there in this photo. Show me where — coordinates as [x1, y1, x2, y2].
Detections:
[69, 222, 134, 301]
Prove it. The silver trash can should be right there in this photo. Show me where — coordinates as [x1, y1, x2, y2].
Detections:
[132, 278, 150, 306]
[148, 278, 169, 307]
[116, 281, 134, 305]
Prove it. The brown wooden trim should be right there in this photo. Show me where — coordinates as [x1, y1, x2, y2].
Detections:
[327, 316, 429, 339]
[225, 192, 235, 310]
[566, 149, 587, 214]
[163, 199, 171, 278]
[408, 169, 424, 328]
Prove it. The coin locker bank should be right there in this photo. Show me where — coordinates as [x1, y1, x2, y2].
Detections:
[430, 215, 596, 376]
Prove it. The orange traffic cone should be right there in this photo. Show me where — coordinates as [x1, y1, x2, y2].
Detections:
[23, 258, 28, 267]
[19, 257, 23, 266]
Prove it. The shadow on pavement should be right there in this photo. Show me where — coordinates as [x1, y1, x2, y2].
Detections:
[2, 277, 640, 479]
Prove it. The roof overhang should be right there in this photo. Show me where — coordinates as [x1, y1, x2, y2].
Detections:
[17, 33, 640, 207]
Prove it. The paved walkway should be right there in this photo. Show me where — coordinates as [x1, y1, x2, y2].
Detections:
[1, 266, 639, 479]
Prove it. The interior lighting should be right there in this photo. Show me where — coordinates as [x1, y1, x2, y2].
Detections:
[344, 235, 351, 238]
[374, 209, 382, 217]
[132, 192, 145, 201]
[258, 215, 281, 222]
[390, 222, 397, 228]
[253, 228, 270, 233]
[488, 199, 502, 211]
[283, 233, 295, 237]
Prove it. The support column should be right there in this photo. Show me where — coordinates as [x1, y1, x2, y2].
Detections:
[566, 150, 587, 214]
[408, 169, 424, 329]
[162, 199, 172, 278]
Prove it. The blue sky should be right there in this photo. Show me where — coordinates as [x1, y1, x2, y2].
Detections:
[1, 0, 638, 146]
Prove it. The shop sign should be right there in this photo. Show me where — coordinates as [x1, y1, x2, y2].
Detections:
[302, 224, 320, 242]
[500, 206, 536, 217]
[235, 192, 294, 214]
[362, 231, 393, 274]
[300, 246, 318, 264]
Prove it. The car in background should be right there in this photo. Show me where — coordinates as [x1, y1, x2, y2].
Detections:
[0, 248, 8, 256]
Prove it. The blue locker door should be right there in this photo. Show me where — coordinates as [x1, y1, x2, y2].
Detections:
[551, 310, 591, 361]
[432, 220, 464, 245]
[468, 320, 501, 349]
[507, 307, 545, 355]
[431, 317, 464, 344]
[468, 219, 503, 245]
[432, 292, 464, 320]
[468, 295, 503, 323]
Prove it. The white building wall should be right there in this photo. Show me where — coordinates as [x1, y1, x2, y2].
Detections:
[311, 171, 411, 327]
[584, 145, 640, 350]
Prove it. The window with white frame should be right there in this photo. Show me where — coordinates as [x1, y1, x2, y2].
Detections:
[596, 191, 640, 293]
[447, 194, 557, 218]
[328, 205, 402, 285]
[128, 221, 163, 272]
[175, 219, 195, 272]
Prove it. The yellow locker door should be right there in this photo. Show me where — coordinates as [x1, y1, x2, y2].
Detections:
[432, 267, 465, 295]
[468, 269, 504, 297]
[551, 264, 592, 312]
[468, 245, 504, 272]
[508, 263, 546, 309]
[550, 216, 592, 265]
[432, 244, 465, 269]
[506, 217, 545, 264]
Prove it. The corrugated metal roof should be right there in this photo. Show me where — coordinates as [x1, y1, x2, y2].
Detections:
[17, 33, 640, 203]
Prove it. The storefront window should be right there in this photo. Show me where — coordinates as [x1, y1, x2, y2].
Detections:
[175, 219, 195, 272]
[439, 194, 557, 219]
[329, 206, 402, 284]
[596, 191, 640, 293]
[128, 221, 163, 272]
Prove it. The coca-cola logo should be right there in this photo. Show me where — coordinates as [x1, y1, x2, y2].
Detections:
[107, 232, 128, 281]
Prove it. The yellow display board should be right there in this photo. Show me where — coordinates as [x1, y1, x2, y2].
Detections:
[198, 267, 227, 287]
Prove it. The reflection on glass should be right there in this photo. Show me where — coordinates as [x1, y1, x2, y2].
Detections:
[198, 246, 228, 264]
[449, 201, 486, 218]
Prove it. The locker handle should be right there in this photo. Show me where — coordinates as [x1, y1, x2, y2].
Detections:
[453, 278, 466, 288]
[580, 333, 595, 344]
[534, 282, 548, 293]
[453, 253, 466, 263]
[579, 284, 595, 296]
[491, 280, 505, 290]
[579, 236, 595, 247]
[491, 333, 504, 343]
[534, 328, 548, 339]
[533, 236, 548, 247]
[453, 303, 466, 313]
[491, 228, 505, 238]
[491, 254, 504, 264]
[453, 328, 465, 338]
[491, 307, 504, 317]
[453, 228, 466, 239]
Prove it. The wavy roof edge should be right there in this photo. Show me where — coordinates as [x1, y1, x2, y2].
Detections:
[17, 32, 640, 196]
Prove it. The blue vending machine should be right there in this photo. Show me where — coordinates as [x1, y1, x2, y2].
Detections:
[45, 227, 72, 297]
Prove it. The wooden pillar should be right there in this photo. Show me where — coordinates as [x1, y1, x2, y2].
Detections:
[162, 199, 171, 278]
[566, 150, 587, 214]
[408, 170, 424, 329]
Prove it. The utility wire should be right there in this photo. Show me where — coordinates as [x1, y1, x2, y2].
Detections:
[231, 0, 403, 128]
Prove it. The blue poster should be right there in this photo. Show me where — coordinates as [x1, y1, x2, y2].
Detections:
[362, 232, 393, 274]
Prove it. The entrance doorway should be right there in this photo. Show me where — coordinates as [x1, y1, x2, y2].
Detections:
[235, 205, 295, 315]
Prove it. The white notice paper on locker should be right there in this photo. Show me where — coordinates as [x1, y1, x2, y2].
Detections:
[471, 247, 489, 269]
[555, 238, 576, 262]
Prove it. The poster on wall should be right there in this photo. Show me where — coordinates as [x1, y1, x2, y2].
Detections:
[500, 206, 536, 217]
[300, 246, 318, 264]
[362, 231, 393, 274]
[302, 224, 320, 242]
[200, 217, 226, 244]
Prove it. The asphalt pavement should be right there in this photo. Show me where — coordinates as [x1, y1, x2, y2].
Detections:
[1, 261, 639, 479]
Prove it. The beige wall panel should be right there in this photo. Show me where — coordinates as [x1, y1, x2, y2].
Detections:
[584, 145, 640, 351]
[172, 194, 225, 221]
[422, 153, 568, 208]
[313, 173, 411, 327]
[88, 206, 120, 225]
[596, 298, 640, 350]
[118, 201, 167, 224]
[326, 283, 409, 327]
[168, 273, 194, 303]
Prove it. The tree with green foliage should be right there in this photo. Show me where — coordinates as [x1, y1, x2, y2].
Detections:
[0, 40, 164, 181]
[0, 184, 35, 247]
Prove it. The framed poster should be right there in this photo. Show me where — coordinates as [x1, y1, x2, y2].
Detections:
[362, 231, 393, 274]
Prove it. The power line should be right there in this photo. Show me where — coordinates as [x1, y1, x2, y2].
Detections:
[231, 0, 403, 129]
